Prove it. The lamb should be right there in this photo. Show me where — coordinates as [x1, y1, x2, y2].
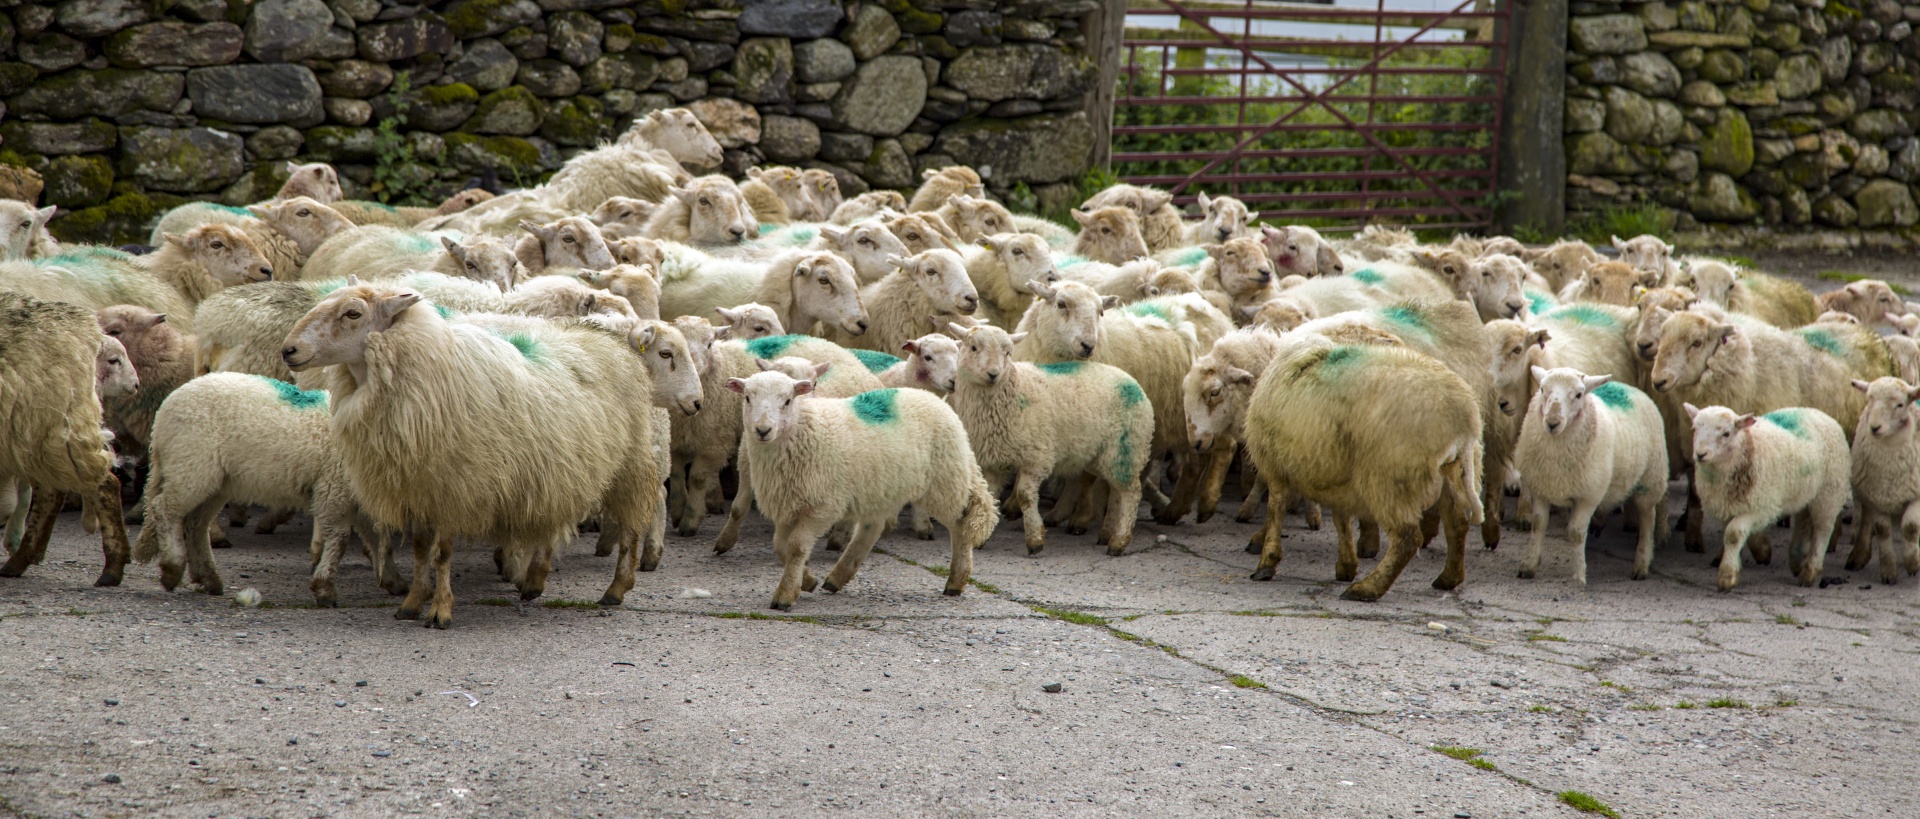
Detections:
[1560, 260, 1654, 306]
[1840, 378, 1920, 586]
[881, 332, 962, 393]
[282, 279, 664, 626]
[1686, 260, 1818, 327]
[823, 249, 979, 354]
[832, 190, 909, 225]
[579, 264, 662, 319]
[816, 222, 913, 283]
[658, 250, 869, 338]
[712, 303, 785, 339]
[1813, 279, 1905, 328]
[1197, 238, 1277, 317]
[1243, 332, 1483, 600]
[0, 293, 131, 587]
[1485, 303, 1638, 419]
[244, 197, 354, 278]
[591, 196, 660, 240]
[1686, 403, 1850, 590]
[1188, 192, 1258, 244]
[96, 305, 196, 458]
[1259, 225, 1344, 277]
[0, 201, 61, 260]
[908, 166, 986, 212]
[1081, 183, 1184, 254]
[642, 175, 759, 246]
[1513, 368, 1669, 584]
[741, 166, 812, 224]
[1068, 206, 1151, 265]
[1182, 327, 1286, 522]
[934, 194, 1017, 243]
[949, 324, 1154, 554]
[726, 371, 999, 609]
[1520, 239, 1602, 294]
[278, 162, 344, 203]
[130, 373, 401, 604]
[1888, 334, 1920, 383]
[95, 335, 138, 398]
[884, 212, 959, 254]
[966, 233, 1062, 328]
[513, 216, 616, 274]
[801, 169, 843, 220]
[1612, 234, 1677, 283]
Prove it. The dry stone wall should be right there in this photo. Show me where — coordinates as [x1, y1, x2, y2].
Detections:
[0, 0, 1104, 244]
[1566, 0, 1920, 233]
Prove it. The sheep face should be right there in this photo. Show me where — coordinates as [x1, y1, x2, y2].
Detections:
[820, 223, 911, 281]
[1145, 267, 1201, 297]
[1260, 225, 1340, 278]
[1687, 260, 1738, 307]
[1205, 238, 1275, 297]
[0, 201, 57, 261]
[894, 249, 980, 316]
[940, 195, 1014, 242]
[581, 264, 661, 319]
[1082, 184, 1173, 221]
[1194, 192, 1256, 243]
[1465, 254, 1530, 320]
[1886, 336, 1920, 383]
[1650, 312, 1733, 393]
[590, 196, 658, 239]
[1414, 247, 1473, 290]
[96, 305, 173, 369]
[1025, 280, 1110, 360]
[282, 282, 422, 371]
[1524, 240, 1600, 288]
[671, 315, 717, 373]
[1478, 236, 1525, 258]
[802, 169, 844, 220]
[525, 216, 615, 270]
[435, 188, 494, 215]
[1486, 319, 1549, 416]
[1631, 305, 1672, 363]
[1182, 352, 1256, 452]
[95, 335, 139, 398]
[1684, 404, 1754, 465]
[1530, 367, 1609, 435]
[1612, 234, 1673, 279]
[790, 252, 869, 336]
[727, 370, 813, 443]
[1577, 261, 1649, 307]
[587, 291, 638, 320]
[902, 333, 960, 393]
[979, 233, 1060, 293]
[443, 236, 521, 290]
[1855, 376, 1920, 438]
[1070, 206, 1149, 264]
[883, 213, 956, 254]
[280, 162, 343, 203]
[250, 197, 351, 256]
[954, 324, 1024, 387]
[673, 177, 757, 244]
[747, 167, 813, 221]
[633, 321, 703, 416]
[1821, 279, 1905, 327]
[714, 303, 785, 340]
[609, 236, 665, 270]
[171, 224, 275, 284]
[621, 108, 725, 169]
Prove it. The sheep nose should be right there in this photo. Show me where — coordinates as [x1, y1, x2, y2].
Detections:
[1546, 420, 1560, 433]
[1653, 379, 1671, 392]
[260, 266, 273, 279]
[1873, 424, 1884, 434]
[755, 427, 771, 440]
[1077, 342, 1094, 358]
[1217, 228, 1231, 240]
[1505, 301, 1525, 316]
[962, 296, 978, 313]
[986, 371, 1000, 384]
[1696, 453, 1707, 463]
[1636, 342, 1654, 357]
[855, 320, 869, 334]
[730, 227, 746, 239]
[1192, 438, 1209, 452]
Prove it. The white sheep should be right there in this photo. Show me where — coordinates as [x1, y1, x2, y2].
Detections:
[642, 175, 759, 246]
[94, 334, 138, 398]
[613, 108, 727, 169]
[1187, 192, 1257, 244]
[831, 190, 908, 225]
[513, 215, 616, 274]
[1685, 260, 1818, 327]
[1081, 183, 1183, 254]
[726, 371, 999, 609]
[1197, 238, 1277, 317]
[1182, 327, 1285, 523]
[1559, 261, 1656, 307]
[1686, 403, 1850, 590]
[966, 233, 1061, 328]
[934, 194, 1017, 243]
[658, 249, 869, 337]
[243, 197, 354, 278]
[882, 212, 958, 254]
[282, 279, 664, 626]
[579, 264, 662, 319]
[0, 201, 61, 260]
[822, 249, 978, 354]
[1887, 334, 1920, 383]
[1068, 206, 1151, 264]
[591, 196, 660, 240]
[881, 332, 962, 393]
[1611, 234, 1677, 283]
[949, 323, 1154, 553]
[1485, 303, 1638, 420]
[1845, 377, 1920, 584]
[296, 225, 459, 283]
[813, 222, 914, 284]
[1259, 224, 1343, 278]
[1514, 368, 1669, 584]
[1816, 279, 1907, 328]
[801, 169, 843, 220]
[908, 166, 985, 213]
[1520, 239, 1602, 294]
[712, 302, 785, 339]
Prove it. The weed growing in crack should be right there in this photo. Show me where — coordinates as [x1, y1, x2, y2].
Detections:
[1558, 790, 1620, 818]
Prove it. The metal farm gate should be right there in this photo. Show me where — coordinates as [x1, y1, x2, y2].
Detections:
[1113, 0, 1512, 233]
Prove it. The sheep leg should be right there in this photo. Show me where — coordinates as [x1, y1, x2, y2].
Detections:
[1015, 471, 1047, 555]
[1563, 500, 1599, 587]
[594, 521, 624, 560]
[423, 534, 457, 629]
[601, 525, 643, 606]
[360, 522, 408, 595]
[666, 460, 689, 524]
[1717, 516, 1759, 592]
[1042, 474, 1084, 527]
[1103, 479, 1143, 557]
[225, 502, 250, 528]
[677, 455, 724, 537]
[642, 504, 666, 572]
[1433, 498, 1470, 591]
[1342, 524, 1422, 602]
[1140, 456, 1174, 517]
[1195, 446, 1234, 524]
[210, 520, 230, 549]
[1418, 508, 1440, 549]
[1896, 502, 1920, 581]
[155, 497, 195, 592]
[1846, 501, 1878, 571]
[1631, 490, 1661, 580]
[1359, 519, 1380, 559]
[1747, 530, 1773, 566]
[90, 473, 130, 588]
[1235, 475, 1267, 523]
[1519, 497, 1552, 580]
[1076, 481, 1107, 542]
[825, 521, 852, 552]
[1333, 514, 1358, 582]
[519, 538, 553, 602]
[1302, 499, 1322, 531]
[823, 518, 884, 593]
[1799, 506, 1840, 587]
[706, 480, 726, 514]
[770, 517, 830, 611]
[1479, 480, 1502, 551]
[714, 475, 754, 555]
[1249, 484, 1289, 581]
[395, 531, 437, 620]
[1157, 454, 1198, 525]
[179, 498, 223, 596]
[310, 519, 351, 608]
[81, 494, 99, 535]
[0, 486, 62, 578]
[1684, 469, 1705, 553]
[254, 507, 295, 535]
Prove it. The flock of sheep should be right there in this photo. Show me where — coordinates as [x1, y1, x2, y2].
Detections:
[1, 107, 1915, 628]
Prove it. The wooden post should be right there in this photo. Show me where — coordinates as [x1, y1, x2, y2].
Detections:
[1496, 0, 1567, 235]
[1085, 0, 1128, 170]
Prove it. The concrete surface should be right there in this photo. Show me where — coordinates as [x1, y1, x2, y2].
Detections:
[3, 481, 1917, 818]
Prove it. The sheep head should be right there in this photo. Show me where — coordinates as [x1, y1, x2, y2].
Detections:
[282, 278, 423, 372]
[166, 223, 274, 285]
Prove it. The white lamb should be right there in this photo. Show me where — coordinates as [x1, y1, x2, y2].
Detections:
[513, 216, 615, 274]
[1513, 368, 1669, 584]
[1187, 192, 1258, 244]
[822, 249, 979, 354]
[0, 201, 61, 260]
[642, 175, 759, 246]
[726, 371, 999, 610]
[1844, 378, 1920, 584]
[1686, 404, 1851, 591]
[712, 303, 785, 339]
[965, 233, 1061, 328]
[1182, 327, 1286, 522]
[658, 249, 869, 337]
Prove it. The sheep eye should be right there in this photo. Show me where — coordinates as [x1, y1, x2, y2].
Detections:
[817, 277, 830, 287]
[923, 355, 933, 362]
[107, 328, 122, 336]
[659, 350, 671, 359]
[296, 209, 311, 217]
[699, 198, 710, 206]
[858, 238, 871, 246]
[563, 236, 576, 243]
[1012, 249, 1024, 256]
[783, 399, 791, 407]
[1101, 228, 1112, 235]
[345, 310, 363, 319]
[210, 241, 224, 249]
[1691, 341, 1702, 348]
[17, 220, 28, 228]
[969, 345, 977, 352]
[467, 262, 478, 270]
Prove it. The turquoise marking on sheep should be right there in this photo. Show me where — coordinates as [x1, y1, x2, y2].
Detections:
[758, 223, 779, 236]
[504, 332, 541, 362]
[1763, 409, 1812, 439]
[1547, 303, 1621, 329]
[258, 376, 327, 411]
[1593, 381, 1634, 411]
[207, 203, 254, 217]
[1058, 255, 1090, 269]
[1350, 268, 1383, 285]
[1794, 327, 1846, 357]
[851, 348, 901, 373]
[1112, 426, 1136, 484]
[1376, 304, 1434, 343]
[848, 389, 899, 424]
[310, 279, 348, 297]
[745, 334, 805, 359]
[1526, 289, 1555, 314]
[1318, 345, 1367, 380]
[41, 246, 130, 264]
[361, 201, 398, 213]
[1039, 361, 1084, 375]
[786, 226, 816, 245]
[1117, 380, 1145, 408]
[1169, 246, 1208, 267]
[397, 233, 437, 254]
[1126, 301, 1172, 322]
[433, 303, 454, 319]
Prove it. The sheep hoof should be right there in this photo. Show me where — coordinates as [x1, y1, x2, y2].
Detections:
[1845, 556, 1869, 571]
[1249, 566, 1275, 582]
[597, 594, 622, 607]
[1106, 546, 1126, 557]
[674, 523, 700, 538]
[1234, 512, 1255, 524]
[1431, 574, 1462, 591]
[914, 530, 935, 541]
[639, 558, 659, 572]
[0, 565, 22, 579]
[210, 539, 231, 550]
[425, 615, 451, 630]
[1244, 540, 1261, 555]
[1516, 569, 1535, 579]
[769, 599, 792, 611]
[1796, 571, 1819, 587]
[1064, 524, 1087, 536]
[1025, 543, 1045, 556]
[518, 588, 542, 602]
[1195, 509, 1214, 525]
[201, 582, 222, 597]
[594, 544, 614, 557]
[1153, 512, 1183, 526]
[395, 607, 420, 621]
[943, 587, 963, 597]
[1339, 585, 1383, 602]
[93, 571, 123, 588]
[1630, 569, 1649, 581]
[821, 580, 841, 594]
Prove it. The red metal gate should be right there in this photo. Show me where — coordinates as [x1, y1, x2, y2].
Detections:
[1114, 0, 1511, 233]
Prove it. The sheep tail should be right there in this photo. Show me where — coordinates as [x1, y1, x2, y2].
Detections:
[1446, 437, 1486, 526]
[958, 475, 1001, 550]
[131, 488, 161, 564]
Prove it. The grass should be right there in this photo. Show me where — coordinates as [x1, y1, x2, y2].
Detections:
[1527, 633, 1568, 643]
[1775, 613, 1800, 625]
[1529, 704, 1553, 713]
[1031, 606, 1108, 626]
[1628, 702, 1662, 711]
[1571, 201, 1673, 244]
[711, 611, 824, 625]
[1674, 700, 1697, 709]
[65, 607, 90, 616]
[1599, 681, 1631, 693]
[1227, 675, 1267, 690]
[969, 579, 1003, 595]
[1707, 697, 1750, 709]
[1430, 746, 1484, 761]
[1557, 790, 1621, 818]
[1468, 758, 1497, 771]
[541, 599, 600, 609]
[1774, 699, 1799, 708]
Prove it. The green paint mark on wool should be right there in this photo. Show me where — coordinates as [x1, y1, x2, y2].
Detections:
[397, 233, 437, 254]
[1376, 304, 1432, 341]
[745, 334, 806, 359]
[1526, 289, 1555, 315]
[42, 246, 130, 264]
[433, 303, 454, 319]
[258, 375, 327, 411]
[359, 200, 398, 213]
[785, 226, 816, 245]
[309, 279, 348, 297]
[1547, 303, 1620, 329]
[851, 348, 901, 373]
[1038, 360, 1085, 376]
[1126, 301, 1172, 322]
[848, 389, 900, 424]
[1795, 327, 1846, 357]
[1112, 426, 1136, 484]
[504, 332, 541, 362]
[1117, 379, 1145, 408]
[206, 203, 254, 217]
[1318, 345, 1367, 380]
[1058, 255, 1090, 269]
[1763, 409, 1813, 439]
[1168, 246, 1208, 267]
[1350, 268, 1383, 285]
[1593, 381, 1634, 411]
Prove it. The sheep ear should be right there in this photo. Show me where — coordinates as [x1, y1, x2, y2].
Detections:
[1530, 329, 1551, 347]
[518, 220, 552, 240]
[811, 361, 831, 379]
[1259, 224, 1283, 241]
[1202, 243, 1226, 259]
[885, 254, 910, 270]
[246, 204, 271, 219]
[818, 225, 846, 244]
[1853, 378, 1873, 393]
[633, 325, 659, 354]
[670, 187, 694, 205]
[1245, 210, 1260, 225]
[726, 378, 747, 394]
[792, 380, 815, 396]
[347, 274, 362, 286]
[372, 291, 422, 329]
[746, 167, 764, 180]
[1317, 245, 1343, 276]
[714, 306, 739, 322]
[976, 236, 996, 251]
[901, 340, 919, 354]
[149, 313, 168, 326]
[1143, 190, 1173, 211]
[1908, 382, 1920, 400]
[34, 205, 57, 224]
[1100, 295, 1121, 311]
[921, 168, 940, 180]
[1530, 365, 1549, 383]
[753, 358, 775, 371]
[1225, 366, 1256, 386]
[576, 270, 595, 283]
[441, 236, 463, 255]
[1610, 235, 1627, 250]
[1736, 414, 1757, 430]
[1008, 331, 1028, 344]
[1025, 280, 1056, 299]
[1582, 374, 1611, 390]
[713, 326, 733, 340]
[162, 232, 188, 247]
[1195, 191, 1212, 211]
[944, 322, 972, 338]
[1070, 208, 1092, 226]
[1683, 402, 1700, 420]
[1716, 323, 1738, 343]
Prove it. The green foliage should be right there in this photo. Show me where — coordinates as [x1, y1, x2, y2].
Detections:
[1033, 606, 1107, 626]
[369, 72, 442, 206]
[1529, 704, 1552, 713]
[1431, 746, 1484, 761]
[1707, 697, 1750, 709]
[1468, 758, 1497, 771]
[1227, 674, 1266, 689]
[1570, 201, 1673, 244]
[1557, 791, 1621, 818]
[1674, 700, 1697, 709]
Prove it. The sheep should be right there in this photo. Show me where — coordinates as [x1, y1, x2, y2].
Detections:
[756, 356, 885, 395]
[1612, 234, 1677, 283]
[1888, 334, 1920, 383]
[1842, 377, 1920, 584]
[726, 371, 999, 609]
[1484, 304, 1638, 420]
[277, 161, 344, 203]
[1513, 368, 1669, 584]
[642, 175, 759, 246]
[966, 233, 1061, 328]
[1442, 253, 1531, 321]
[817, 222, 913, 284]
[1685, 403, 1850, 590]
[440, 235, 523, 290]
[884, 212, 959, 254]
[1338, 223, 1418, 261]
[832, 190, 909, 225]
[0, 293, 131, 587]
[1086, 259, 1191, 303]
[800, 169, 842, 220]
[95, 335, 138, 398]
[1182, 327, 1286, 522]
[1081, 183, 1184, 254]
[1255, 260, 1453, 323]
[1243, 332, 1483, 600]
[130, 372, 401, 604]
[934, 194, 1017, 243]
[948, 323, 1154, 553]
[1197, 238, 1277, 317]
[823, 249, 979, 354]
[95, 305, 195, 458]
[1814, 280, 1904, 329]
[658, 250, 869, 338]
[908, 166, 985, 213]
[741, 166, 811, 224]
[1188, 192, 1258, 244]
[296, 225, 459, 283]
[513, 215, 616, 274]
[1520, 239, 1602, 294]
[1628, 285, 1702, 363]
[1474, 236, 1525, 258]
[282, 280, 664, 625]
[1, 254, 194, 333]
[1686, 260, 1818, 328]
[591, 196, 660, 240]
[579, 264, 661, 319]
[0, 201, 61, 260]
[1259, 224, 1343, 278]
[242, 197, 353, 279]
[1560, 260, 1655, 306]
[712, 303, 785, 339]
[143, 225, 277, 305]
[882, 332, 962, 393]
[614, 108, 727, 169]
[1067, 206, 1150, 265]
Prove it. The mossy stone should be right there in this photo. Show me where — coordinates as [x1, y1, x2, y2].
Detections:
[1700, 108, 1754, 175]
[0, 62, 40, 96]
[41, 155, 114, 208]
[50, 190, 189, 246]
[444, 133, 547, 177]
[303, 125, 379, 161]
[880, 0, 945, 34]
[539, 96, 605, 146]
[463, 86, 547, 135]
